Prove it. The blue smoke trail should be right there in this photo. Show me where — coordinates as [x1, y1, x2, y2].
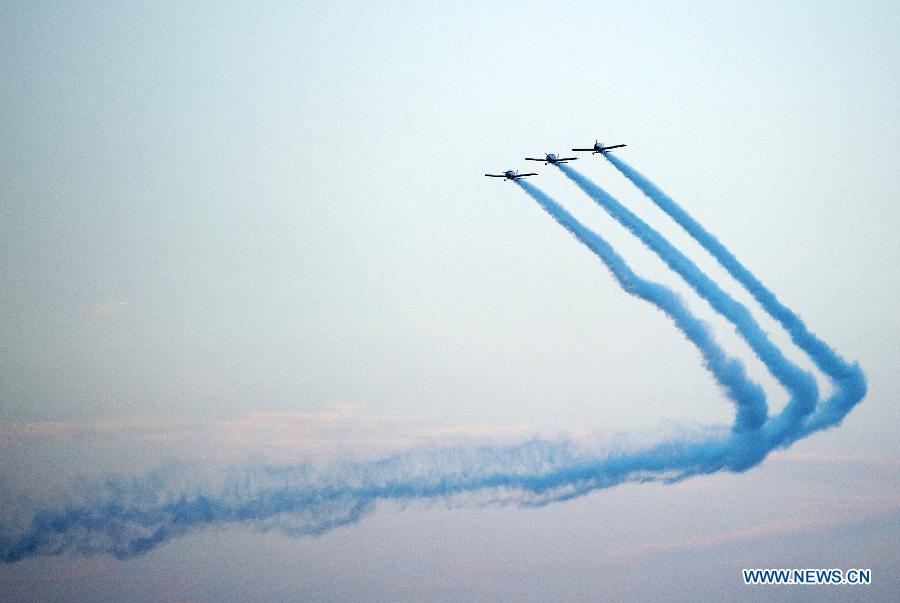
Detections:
[602, 154, 866, 437]
[0, 179, 772, 563]
[514, 179, 768, 433]
[0, 180, 775, 563]
[513, 181, 828, 472]
[0, 175, 862, 564]
[0, 430, 758, 563]
[555, 164, 819, 445]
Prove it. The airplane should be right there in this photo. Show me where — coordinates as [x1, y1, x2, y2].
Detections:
[525, 152, 577, 165]
[572, 140, 627, 154]
[484, 170, 539, 181]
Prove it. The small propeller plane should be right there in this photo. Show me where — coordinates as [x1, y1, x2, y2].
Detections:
[525, 153, 577, 165]
[572, 140, 627, 154]
[484, 170, 538, 181]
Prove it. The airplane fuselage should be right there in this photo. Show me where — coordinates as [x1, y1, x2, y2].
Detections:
[484, 170, 538, 181]
[572, 142, 627, 154]
[525, 153, 577, 165]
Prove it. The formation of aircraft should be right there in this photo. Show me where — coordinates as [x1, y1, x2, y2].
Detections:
[483, 170, 538, 181]
[486, 138, 626, 180]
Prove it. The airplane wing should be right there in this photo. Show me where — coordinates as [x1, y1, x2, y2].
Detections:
[524, 158, 544, 161]
[559, 157, 578, 161]
[571, 148, 594, 151]
[484, 174, 506, 177]
[601, 144, 626, 150]
[515, 173, 538, 178]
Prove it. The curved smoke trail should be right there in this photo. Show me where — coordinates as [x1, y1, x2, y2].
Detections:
[514, 180, 768, 433]
[0, 181, 771, 563]
[601, 153, 866, 437]
[556, 163, 819, 446]
[0, 168, 864, 564]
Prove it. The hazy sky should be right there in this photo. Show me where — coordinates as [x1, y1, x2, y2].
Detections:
[2, 1, 899, 600]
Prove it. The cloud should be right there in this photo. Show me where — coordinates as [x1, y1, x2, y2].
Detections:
[624, 494, 900, 558]
[0, 406, 544, 478]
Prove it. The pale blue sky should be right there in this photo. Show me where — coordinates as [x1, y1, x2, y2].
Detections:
[2, 2, 899, 599]
[3, 1, 898, 430]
